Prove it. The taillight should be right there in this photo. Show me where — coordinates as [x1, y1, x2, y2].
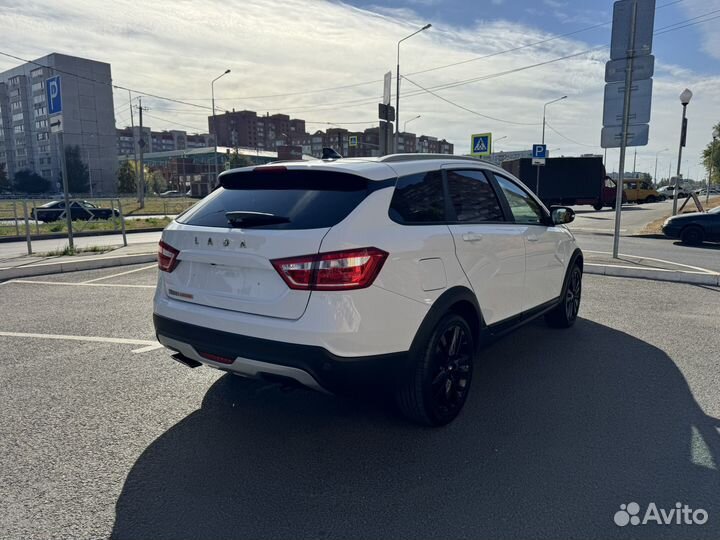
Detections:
[271, 247, 388, 291]
[158, 240, 180, 272]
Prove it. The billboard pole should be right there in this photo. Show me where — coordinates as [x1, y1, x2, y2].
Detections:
[612, 1, 637, 259]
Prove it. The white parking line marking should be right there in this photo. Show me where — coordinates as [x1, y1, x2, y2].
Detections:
[8, 280, 155, 289]
[81, 264, 157, 284]
[583, 251, 719, 275]
[130, 343, 165, 354]
[0, 331, 159, 353]
[585, 263, 710, 275]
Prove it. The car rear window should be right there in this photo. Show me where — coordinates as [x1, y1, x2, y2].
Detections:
[176, 169, 384, 230]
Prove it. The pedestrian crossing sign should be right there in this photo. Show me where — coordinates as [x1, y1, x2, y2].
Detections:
[470, 133, 492, 157]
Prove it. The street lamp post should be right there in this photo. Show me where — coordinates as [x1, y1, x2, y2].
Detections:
[707, 127, 719, 205]
[395, 24, 431, 153]
[403, 114, 421, 133]
[537, 95, 567, 194]
[493, 135, 508, 153]
[211, 69, 231, 186]
[673, 88, 692, 215]
[654, 147, 668, 186]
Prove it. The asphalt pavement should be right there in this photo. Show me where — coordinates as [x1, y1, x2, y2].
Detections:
[0, 265, 718, 539]
[568, 199, 687, 235]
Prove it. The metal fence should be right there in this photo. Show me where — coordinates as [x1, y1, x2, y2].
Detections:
[0, 197, 128, 255]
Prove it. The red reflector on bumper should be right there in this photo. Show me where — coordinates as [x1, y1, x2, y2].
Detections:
[199, 351, 235, 365]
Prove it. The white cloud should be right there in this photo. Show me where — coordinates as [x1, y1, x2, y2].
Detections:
[0, 0, 716, 169]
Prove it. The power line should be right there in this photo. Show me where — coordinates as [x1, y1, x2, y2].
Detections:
[402, 75, 540, 126]
[544, 122, 598, 148]
[0, 50, 212, 111]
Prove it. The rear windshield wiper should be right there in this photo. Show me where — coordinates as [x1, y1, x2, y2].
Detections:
[225, 211, 290, 227]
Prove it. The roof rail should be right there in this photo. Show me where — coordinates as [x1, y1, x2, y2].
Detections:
[378, 153, 492, 165]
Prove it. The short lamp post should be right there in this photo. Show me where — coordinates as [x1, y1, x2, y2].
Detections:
[673, 88, 692, 216]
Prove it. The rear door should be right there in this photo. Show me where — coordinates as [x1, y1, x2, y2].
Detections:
[492, 173, 566, 311]
[444, 168, 525, 324]
[162, 167, 379, 320]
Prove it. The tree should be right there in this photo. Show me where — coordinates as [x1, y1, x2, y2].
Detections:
[0, 162, 10, 192]
[117, 161, 137, 194]
[64, 145, 90, 193]
[225, 151, 253, 170]
[13, 169, 50, 194]
[148, 169, 168, 194]
[701, 121, 720, 186]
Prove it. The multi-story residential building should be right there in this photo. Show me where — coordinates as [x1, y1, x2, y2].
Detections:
[116, 127, 211, 156]
[0, 53, 117, 194]
[206, 108, 454, 158]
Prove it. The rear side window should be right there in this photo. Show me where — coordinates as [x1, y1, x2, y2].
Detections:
[176, 169, 378, 230]
[389, 170, 445, 223]
[446, 169, 504, 223]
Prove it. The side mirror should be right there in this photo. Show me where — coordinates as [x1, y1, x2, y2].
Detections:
[551, 206, 575, 225]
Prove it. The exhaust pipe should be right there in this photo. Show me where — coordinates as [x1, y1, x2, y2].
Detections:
[171, 352, 202, 369]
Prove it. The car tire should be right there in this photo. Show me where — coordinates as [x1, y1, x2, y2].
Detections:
[545, 263, 582, 329]
[592, 203, 603, 211]
[680, 225, 704, 246]
[396, 313, 475, 426]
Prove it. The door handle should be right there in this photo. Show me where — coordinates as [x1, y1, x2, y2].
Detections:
[462, 232, 483, 242]
[526, 234, 539, 242]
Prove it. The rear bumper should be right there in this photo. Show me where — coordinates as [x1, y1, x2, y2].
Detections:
[154, 314, 409, 393]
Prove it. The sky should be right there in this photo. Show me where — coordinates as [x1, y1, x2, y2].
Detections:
[0, 0, 719, 179]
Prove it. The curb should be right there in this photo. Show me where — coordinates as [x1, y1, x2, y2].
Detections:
[0, 253, 157, 281]
[585, 263, 720, 286]
[0, 227, 165, 243]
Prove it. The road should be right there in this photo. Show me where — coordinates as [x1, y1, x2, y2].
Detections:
[568, 199, 676, 235]
[0, 265, 718, 539]
[573, 232, 720, 273]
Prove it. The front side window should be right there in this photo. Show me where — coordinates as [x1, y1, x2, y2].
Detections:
[446, 169, 504, 223]
[494, 174, 545, 225]
[389, 170, 445, 223]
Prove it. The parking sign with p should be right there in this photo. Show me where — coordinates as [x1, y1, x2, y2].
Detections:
[46, 76, 62, 115]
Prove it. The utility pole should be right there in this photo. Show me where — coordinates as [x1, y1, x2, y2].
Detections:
[633, 148, 637, 174]
[128, 90, 139, 200]
[138, 98, 147, 209]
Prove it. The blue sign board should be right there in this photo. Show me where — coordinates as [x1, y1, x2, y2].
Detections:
[46, 76, 62, 115]
[532, 144, 547, 159]
[470, 133, 492, 157]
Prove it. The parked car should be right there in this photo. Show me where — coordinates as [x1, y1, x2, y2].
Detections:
[623, 179, 663, 203]
[696, 187, 720, 196]
[31, 200, 120, 222]
[153, 155, 584, 426]
[662, 206, 720, 245]
[159, 190, 184, 198]
[657, 185, 691, 199]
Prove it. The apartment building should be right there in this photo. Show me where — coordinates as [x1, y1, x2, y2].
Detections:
[0, 53, 117, 193]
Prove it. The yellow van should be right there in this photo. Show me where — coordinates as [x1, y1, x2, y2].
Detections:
[623, 179, 662, 204]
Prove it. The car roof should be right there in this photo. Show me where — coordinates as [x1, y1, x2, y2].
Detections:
[223, 154, 507, 181]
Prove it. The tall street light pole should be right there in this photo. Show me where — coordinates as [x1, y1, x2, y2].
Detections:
[493, 135, 508, 153]
[211, 69, 231, 186]
[537, 95, 567, 194]
[654, 147, 668, 186]
[395, 23, 431, 153]
[673, 88, 692, 216]
[403, 114, 421, 132]
[707, 128, 719, 205]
